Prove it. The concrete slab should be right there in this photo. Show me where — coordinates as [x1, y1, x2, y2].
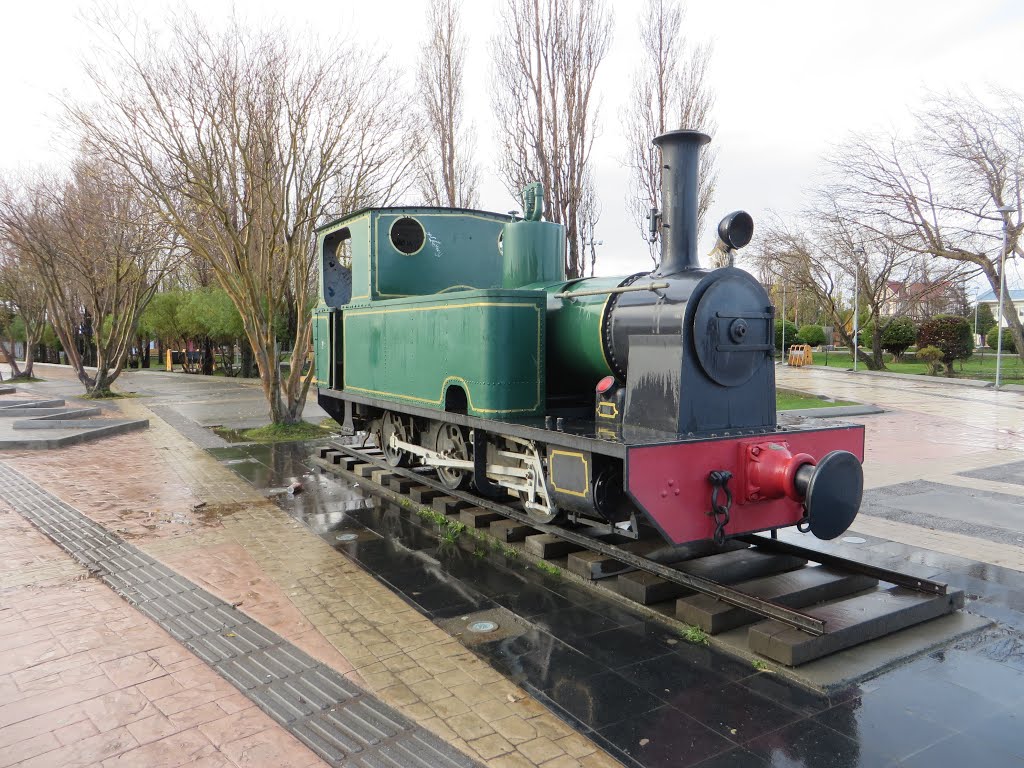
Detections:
[677, 566, 878, 634]
[524, 532, 586, 558]
[489, 518, 532, 542]
[674, 547, 807, 582]
[432, 495, 473, 515]
[459, 506, 504, 528]
[715, 610, 992, 694]
[0, 417, 149, 449]
[748, 587, 966, 666]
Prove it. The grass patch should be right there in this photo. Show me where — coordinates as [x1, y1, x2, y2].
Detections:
[776, 388, 857, 411]
[535, 561, 561, 576]
[752, 658, 770, 672]
[811, 349, 1024, 381]
[6, 375, 45, 383]
[680, 625, 709, 645]
[82, 389, 139, 400]
[217, 421, 337, 443]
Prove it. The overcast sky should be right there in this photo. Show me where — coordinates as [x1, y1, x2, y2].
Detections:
[3, 0, 1022, 287]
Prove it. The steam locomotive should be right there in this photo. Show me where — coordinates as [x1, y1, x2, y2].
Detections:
[312, 130, 864, 546]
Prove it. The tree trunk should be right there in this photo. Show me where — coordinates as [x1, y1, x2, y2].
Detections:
[0, 338, 21, 378]
[140, 335, 150, 368]
[202, 337, 214, 376]
[23, 343, 34, 378]
[240, 339, 255, 378]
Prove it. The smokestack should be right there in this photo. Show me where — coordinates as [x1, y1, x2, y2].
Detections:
[652, 130, 711, 276]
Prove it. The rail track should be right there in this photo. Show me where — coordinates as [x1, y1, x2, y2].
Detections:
[314, 441, 964, 667]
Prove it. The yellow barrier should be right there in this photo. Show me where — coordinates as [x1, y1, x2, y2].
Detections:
[787, 344, 814, 367]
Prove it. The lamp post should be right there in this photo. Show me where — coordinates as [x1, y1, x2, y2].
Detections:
[973, 287, 981, 348]
[995, 204, 1015, 390]
[781, 280, 787, 363]
[853, 247, 865, 372]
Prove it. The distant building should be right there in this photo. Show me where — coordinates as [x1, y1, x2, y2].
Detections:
[977, 288, 1024, 327]
[881, 280, 965, 320]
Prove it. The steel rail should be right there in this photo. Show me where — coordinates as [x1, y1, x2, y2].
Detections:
[323, 443, 831, 636]
[738, 535, 948, 595]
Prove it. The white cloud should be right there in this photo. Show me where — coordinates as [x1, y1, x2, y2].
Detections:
[2, 0, 1019, 279]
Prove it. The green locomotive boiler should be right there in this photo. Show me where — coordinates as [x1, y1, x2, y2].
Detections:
[313, 131, 865, 545]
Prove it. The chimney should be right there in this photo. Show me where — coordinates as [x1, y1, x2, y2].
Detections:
[652, 130, 711, 276]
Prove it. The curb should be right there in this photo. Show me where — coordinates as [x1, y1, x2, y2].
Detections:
[779, 404, 885, 419]
[803, 365, 1023, 391]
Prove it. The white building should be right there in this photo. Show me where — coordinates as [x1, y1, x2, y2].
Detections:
[978, 288, 1024, 326]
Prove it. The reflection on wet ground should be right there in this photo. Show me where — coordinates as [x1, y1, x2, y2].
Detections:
[211, 441, 1024, 768]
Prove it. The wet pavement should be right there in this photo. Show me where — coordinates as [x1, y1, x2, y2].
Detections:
[3, 364, 1024, 766]
[212, 441, 1024, 768]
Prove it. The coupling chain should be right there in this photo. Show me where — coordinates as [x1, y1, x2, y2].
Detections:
[707, 470, 734, 547]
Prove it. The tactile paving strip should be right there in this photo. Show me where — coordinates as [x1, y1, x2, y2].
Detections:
[0, 461, 478, 768]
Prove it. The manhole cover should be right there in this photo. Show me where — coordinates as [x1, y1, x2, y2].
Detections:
[467, 620, 498, 634]
[335, 533, 359, 542]
[842, 536, 866, 544]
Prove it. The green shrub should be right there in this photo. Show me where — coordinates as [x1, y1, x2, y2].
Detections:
[796, 324, 826, 347]
[986, 326, 1018, 354]
[917, 315, 973, 375]
[917, 345, 944, 376]
[882, 317, 917, 359]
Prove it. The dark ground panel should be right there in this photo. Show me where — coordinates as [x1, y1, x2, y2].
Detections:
[958, 459, 1024, 487]
[0, 460, 479, 768]
[861, 479, 1024, 546]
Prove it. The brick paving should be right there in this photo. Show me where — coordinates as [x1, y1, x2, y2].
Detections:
[1, 397, 621, 767]
[0, 504, 324, 767]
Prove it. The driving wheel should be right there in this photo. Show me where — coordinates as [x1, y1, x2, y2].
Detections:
[377, 411, 410, 467]
[434, 423, 469, 490]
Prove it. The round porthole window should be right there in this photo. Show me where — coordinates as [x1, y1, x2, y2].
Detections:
[390, 217, 425, 255]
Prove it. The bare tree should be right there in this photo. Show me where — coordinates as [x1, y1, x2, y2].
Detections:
[68, 12, 414, 424]
[491, 0, 613, 278]
[623, 0, 716, 266]
[416, 0, 479, 208]
[753, 197, 962, 370]
[828, 89, 1024, 360]
[0, 163, 173, 394]
[0, 244, 48, 378]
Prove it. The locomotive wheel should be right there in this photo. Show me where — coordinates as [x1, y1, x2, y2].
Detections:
[435, 423, 469, 490]
[377, 411, 411, 468]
